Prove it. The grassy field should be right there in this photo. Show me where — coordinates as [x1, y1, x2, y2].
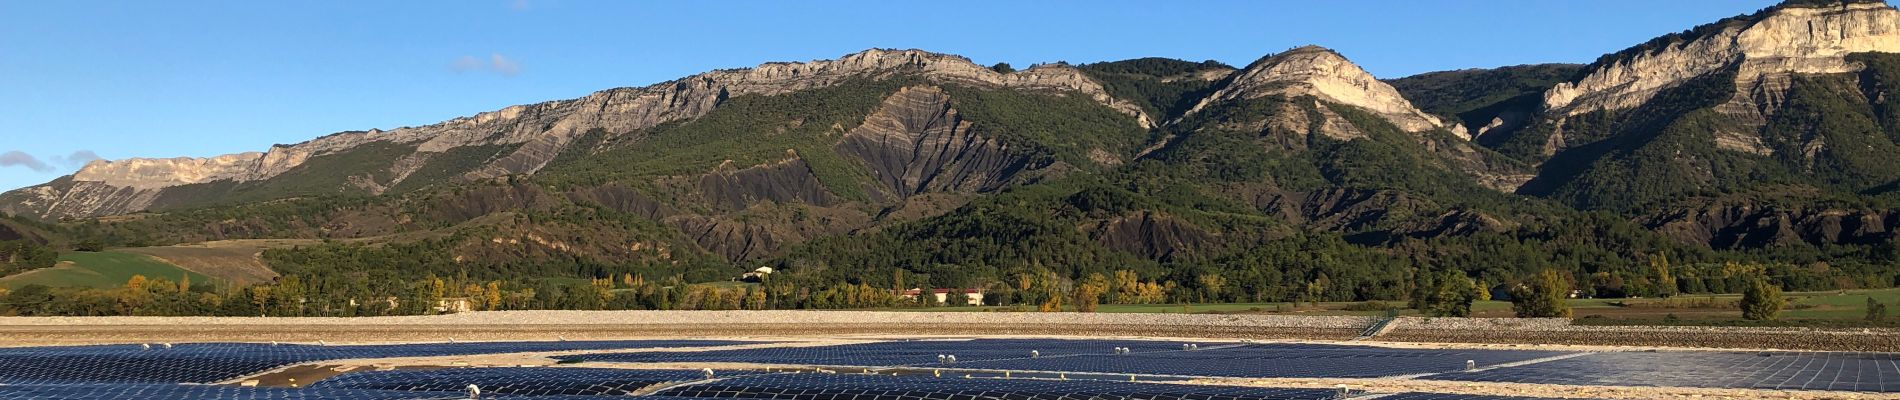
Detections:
[116, 242, 280, 285]
[0, 251, 214, 290]
[865, 288, 1900, 327]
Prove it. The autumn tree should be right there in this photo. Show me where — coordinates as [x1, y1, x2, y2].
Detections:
[484, 281, 503, 310]
[1074, 273, 1109, 312]
[1111, 270, 1141, 303]
[1196, 273, 1227, 303]
[1649, 254, 1679, 298]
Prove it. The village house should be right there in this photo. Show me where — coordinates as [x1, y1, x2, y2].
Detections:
[896, 288, 985, 306]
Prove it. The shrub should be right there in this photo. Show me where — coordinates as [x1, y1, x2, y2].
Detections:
[1740, 276, 1784, 321]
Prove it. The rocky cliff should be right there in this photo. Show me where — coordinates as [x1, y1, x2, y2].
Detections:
[1545, 1, 1900, 121]
[1185, 46, 1464, 138]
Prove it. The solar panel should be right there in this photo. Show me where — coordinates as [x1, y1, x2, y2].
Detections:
[0, 340, 749, 385]
[654, 372, 1360, 400]
[1426, 351, 1900, 393]
[558, 338, 1212, 367]
[0, 383, 465, 400]
[928, 343, 1575, 378]
[311, 367, 758, 396]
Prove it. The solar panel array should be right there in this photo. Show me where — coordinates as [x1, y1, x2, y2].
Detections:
[311, 367, 758, 397]
[568, 340, 1573, 379]
[944, 343, 1574, 378]
[0, 383, 631, 400]
[557, 338, 1209, 367]
[1427, 350, 1900, 393]
[0, 338, 1891, 399]
[653, 372, 1360, 400]
[0, 340, 746, 385]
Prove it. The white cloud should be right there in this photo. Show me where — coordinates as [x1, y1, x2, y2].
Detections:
[0, 151, 51, 172]
[450, 53, 522, 77]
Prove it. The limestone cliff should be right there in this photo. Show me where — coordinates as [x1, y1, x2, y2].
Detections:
[1545, 1, 1900, 122]
[1185, 46, 1463, 138]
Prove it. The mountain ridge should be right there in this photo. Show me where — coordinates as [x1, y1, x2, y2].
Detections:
[6, 1, 1900, 303]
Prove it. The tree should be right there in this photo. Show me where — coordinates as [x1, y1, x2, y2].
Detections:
[484, 281, 503, 311]
[1038, 294, 1064, 312]
[1649, 254, 1679, 298]
[743, 286, 767, 310]
[1111, 270, 1141, 304]
[1867, 297, 1889, 322]
[1510, 269, 1572, 318]
[990, 62, 1016, 74]
[1196, 273, 1228, 303]
[73, 240, 105, 252]
[1418, 271, 1479, 317]
[1740, 275, 1784, 321]
[1073, 273, 1109, 312]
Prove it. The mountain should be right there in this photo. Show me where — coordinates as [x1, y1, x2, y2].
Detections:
[0, 49, 1153, 220]
[1385, 63, 1584, 140]
[5, 0, 1900, 306]
[1458, 0, 1900, 250]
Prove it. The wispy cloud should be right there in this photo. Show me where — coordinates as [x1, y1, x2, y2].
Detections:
[489, 54, 521, 76]
[450, 53, 523, 77]
[510, 0, 531, 11]
[52, 150, 101, 169]
[0, 151, 52, 172]
[451, 55, 485, 73]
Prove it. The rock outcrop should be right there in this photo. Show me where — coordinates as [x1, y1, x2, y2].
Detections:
[837, 86, 1043, 200]
[1640, 199, 1900, 248]
[683, 153, 840, 212]
[1545, 1, 1900, 118]
[1087, 211, 1214, 261]
[1185, 46, 1464, 137]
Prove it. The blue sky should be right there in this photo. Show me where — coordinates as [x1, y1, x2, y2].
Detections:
[0, 0, 1796, 191]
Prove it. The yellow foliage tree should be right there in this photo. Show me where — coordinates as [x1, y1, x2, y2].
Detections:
[1074, 274, 1109, 312]
[484, 281, 503, 310]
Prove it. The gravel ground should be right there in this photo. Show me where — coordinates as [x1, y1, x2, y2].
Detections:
[1382, 317, 1900, 352]
[0, 311, 1893, 351]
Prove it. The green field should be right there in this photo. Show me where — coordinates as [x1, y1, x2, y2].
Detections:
[0, 251, 213, 290]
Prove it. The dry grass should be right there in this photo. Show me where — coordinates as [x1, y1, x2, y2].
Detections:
[116, 243, 283, 285]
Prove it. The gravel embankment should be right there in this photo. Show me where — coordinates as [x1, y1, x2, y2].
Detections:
[0, 311, 1375, 346]
[1383, 317, 1900, 351]
[1, 311, 1894, 351]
